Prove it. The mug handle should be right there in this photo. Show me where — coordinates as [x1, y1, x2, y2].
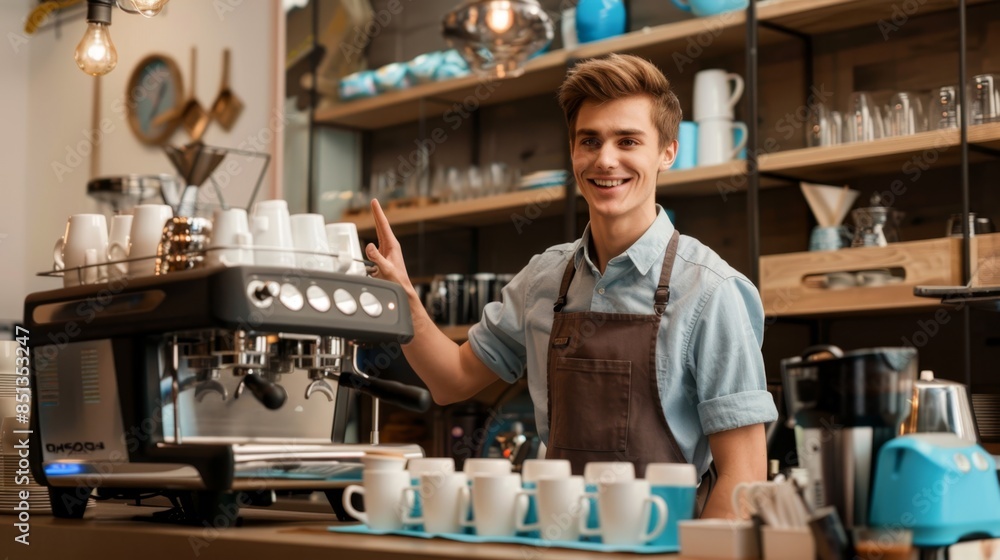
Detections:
[108, 241, 129, 278]
[670, 0, 692, 11]
[642, 495, 669, 543]
[513, 489, 538, 532]
[343, 485, 368, 525]
[727, 73, 745, 110]
[577, 492, 600, 538]
[53, 237, 65, 270]
[400, 486, 422, 527]
[730, 121, 749, 160]
[458, 485, 475, 529]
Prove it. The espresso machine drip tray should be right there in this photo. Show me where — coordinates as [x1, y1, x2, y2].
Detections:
[24, 265, 431, 522]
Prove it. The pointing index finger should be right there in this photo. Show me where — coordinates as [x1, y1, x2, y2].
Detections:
[370, 199, 397, 249]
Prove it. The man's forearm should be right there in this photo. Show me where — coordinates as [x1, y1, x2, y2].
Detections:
[400, 289, 495, 405]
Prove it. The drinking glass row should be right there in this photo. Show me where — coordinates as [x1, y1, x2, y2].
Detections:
[808, 77, 1000, 147]
[343, 456, 698, 547]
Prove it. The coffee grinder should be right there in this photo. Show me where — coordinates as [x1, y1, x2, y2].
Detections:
[781, 345, 917, 528]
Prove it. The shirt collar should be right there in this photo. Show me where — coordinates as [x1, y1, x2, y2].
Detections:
[574, 205, 676, 277]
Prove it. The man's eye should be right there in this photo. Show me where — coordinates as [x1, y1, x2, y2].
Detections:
[620, 138, 638, 147]
[581, 138, 599, 147]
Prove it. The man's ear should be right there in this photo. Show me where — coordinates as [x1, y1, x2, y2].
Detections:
[659, 138, 678, 171]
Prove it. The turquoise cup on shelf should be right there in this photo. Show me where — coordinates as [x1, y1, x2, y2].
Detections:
[733, 121, 747, 160]
[645, 463, 699, 549]
[575, 0, 627, 43]
[671, 0, 748, 17]
[674, 121, 698, 170]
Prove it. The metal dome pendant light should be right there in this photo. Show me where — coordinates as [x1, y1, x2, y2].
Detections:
[442, 0, 554, 79]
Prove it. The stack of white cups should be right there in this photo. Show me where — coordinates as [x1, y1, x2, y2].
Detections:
[342, 452, 411, 531]
[693, 69, 748, 167]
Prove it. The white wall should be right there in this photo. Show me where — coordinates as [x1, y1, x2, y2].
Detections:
[0, 0, 32, 326]
[1, 0, 282, 321]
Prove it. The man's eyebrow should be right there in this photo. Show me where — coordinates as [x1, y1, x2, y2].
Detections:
[576, 128, 647, 137]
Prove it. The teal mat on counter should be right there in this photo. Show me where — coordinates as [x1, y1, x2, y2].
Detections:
[328, 524, 679, 554]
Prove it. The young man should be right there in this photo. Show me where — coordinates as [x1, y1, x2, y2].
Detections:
[364, 53, 777, 519]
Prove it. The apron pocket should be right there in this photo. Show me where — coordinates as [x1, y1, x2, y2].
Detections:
[550, 357, 631, 452]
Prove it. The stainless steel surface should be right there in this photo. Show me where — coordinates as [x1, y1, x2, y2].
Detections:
[155, 216, 213, 274]
[87, 174, 179, 212]
[902, 372, 979, 443]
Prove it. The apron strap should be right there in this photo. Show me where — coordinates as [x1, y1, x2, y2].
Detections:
[553, 249, 578, 312]
[653, 230, 681, 316]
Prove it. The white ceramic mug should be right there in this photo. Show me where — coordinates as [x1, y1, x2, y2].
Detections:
[521, 459, 572, 483]
[53, 214, 109, 287]
[106, 215, 132, 281]
[128, 204, 174, 278]
[693, 69, 744, 121]
[583, 461, 635, 486]
[207, 208, 254, 267]
[463, 458, 512, 477]
[406, 457, 456, 479]
[250, 199, 295, 268]
[361, 453, 407, 472]
[516, 475, 588, 542]
[342, 469, 413, 531]
[579, 479, 668, 546]
[459, 473, 522, 536]
[290, 213, 335, 272]
[697, 117, 748, 166]
[325, 222, 365, 275]
[401, 471, 468, 534]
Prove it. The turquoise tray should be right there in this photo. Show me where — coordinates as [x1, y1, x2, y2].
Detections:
[328, 524, 679, 554]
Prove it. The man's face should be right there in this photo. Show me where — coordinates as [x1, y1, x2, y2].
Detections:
[571, 95, 677, 222]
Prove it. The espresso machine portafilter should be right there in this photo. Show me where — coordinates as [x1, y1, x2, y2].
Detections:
[24, 265, 430, 523]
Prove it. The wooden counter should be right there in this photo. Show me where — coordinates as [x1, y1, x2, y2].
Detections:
[0, 501, 685, 560]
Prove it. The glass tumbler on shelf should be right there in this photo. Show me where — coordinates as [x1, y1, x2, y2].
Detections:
[846, 92, 883, 143]
[932, 85, 960, 129]
[970, 73, 1000, 125]
[884, 91, 927, 137]
[806, 103, 842, 147]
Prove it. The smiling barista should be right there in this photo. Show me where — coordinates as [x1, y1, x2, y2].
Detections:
[364, 53, 777, 518]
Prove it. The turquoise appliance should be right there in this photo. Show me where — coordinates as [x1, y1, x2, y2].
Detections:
[869, 434, 1000, 547]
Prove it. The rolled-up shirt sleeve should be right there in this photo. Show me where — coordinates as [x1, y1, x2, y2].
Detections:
[466, 256, 538, 383]
[687, 276, 778, 435]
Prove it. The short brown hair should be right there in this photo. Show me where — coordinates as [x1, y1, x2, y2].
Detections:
[558, 54, 681, 149]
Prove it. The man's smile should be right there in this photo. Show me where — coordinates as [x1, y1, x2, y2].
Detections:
[588, 177, 632, 189]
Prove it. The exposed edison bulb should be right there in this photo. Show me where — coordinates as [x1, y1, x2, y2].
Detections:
[129, 0, 169, 17]
[485, 3, 514, 34]
[74, 22, 117, 76]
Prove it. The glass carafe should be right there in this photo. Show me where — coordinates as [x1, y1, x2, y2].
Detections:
[851, 204, 903, 248]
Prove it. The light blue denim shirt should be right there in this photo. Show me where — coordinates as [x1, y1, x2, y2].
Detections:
[467, 206, 778, 479]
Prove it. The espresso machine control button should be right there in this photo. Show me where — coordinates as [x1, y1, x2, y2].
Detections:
[359, 291, 383, 317]
[279, 283, 304, 311]
[306, 285, 331, 312]
[333, 288, 358, 315]
[954, 452, 971, 473]
[248, 280, 280, 308]
[972, 451, 990, 471]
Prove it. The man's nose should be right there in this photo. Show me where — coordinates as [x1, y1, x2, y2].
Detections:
[595, 144, 618, 169]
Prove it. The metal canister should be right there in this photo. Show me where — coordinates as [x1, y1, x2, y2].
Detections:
[468, 273, 496, 323]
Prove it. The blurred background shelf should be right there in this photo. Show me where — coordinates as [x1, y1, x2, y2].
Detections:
[757, 0, 993, 35]
[438, 324, 472, 342]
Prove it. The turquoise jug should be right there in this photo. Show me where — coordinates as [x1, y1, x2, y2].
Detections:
[671, 0, 747, 17]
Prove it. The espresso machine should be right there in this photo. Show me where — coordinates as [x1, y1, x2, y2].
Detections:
[781, 345, 917, 528]
[24, 264, 430, 523]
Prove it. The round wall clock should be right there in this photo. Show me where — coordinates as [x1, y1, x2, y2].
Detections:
[126, 53, 184, 145]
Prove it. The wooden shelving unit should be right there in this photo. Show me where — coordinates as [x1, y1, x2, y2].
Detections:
[342, 185, 569, 237]
[757, 0, 990, 35]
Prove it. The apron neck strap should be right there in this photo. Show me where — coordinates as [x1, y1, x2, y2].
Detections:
[653, 230, 681, 316]
[553, 230, 681, 315]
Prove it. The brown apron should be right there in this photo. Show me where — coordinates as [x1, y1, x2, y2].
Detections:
[545, 230, 716, 513]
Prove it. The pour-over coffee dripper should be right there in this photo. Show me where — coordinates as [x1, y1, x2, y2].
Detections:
[164, 142, 231, 217]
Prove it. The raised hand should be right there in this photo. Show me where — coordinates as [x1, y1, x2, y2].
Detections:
[365, 199, 414, 293]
